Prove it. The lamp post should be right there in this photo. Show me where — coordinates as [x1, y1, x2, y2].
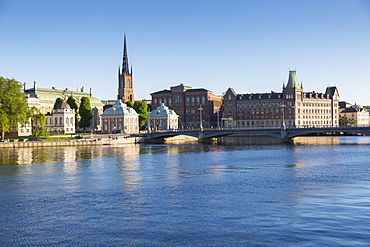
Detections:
[198, 105, 203, 131]
[281, 104, 286, 129]
[217, 108, 220, 129]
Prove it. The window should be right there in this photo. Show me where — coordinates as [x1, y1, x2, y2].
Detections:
[174, 95, 182, 106]
[202, 96, 205, 105]
[186, 97, 190, 106]
[168, 98, 172, 106]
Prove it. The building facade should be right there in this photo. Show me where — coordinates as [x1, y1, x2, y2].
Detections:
[340, 107, 369, 126]
[151, 84, 222, 129]
[117, 34, 134, 102]
[24, 82, 103, 131]
[45, 100, 75, 134]
[100, 100, 139, 134]
[223, 71, 340, 128]
[148, 103, 179, 131]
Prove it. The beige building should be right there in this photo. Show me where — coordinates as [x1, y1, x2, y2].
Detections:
[223, 71, 340, 128]
[340, 107, 369, 126]
[45, 100, 76, 134]
[148, 103, 179, 131]
[100, 100, 139, 134]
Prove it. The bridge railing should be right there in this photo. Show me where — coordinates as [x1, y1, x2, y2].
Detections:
[146, 125, 370, 134]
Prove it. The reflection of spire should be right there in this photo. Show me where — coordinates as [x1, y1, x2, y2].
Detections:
[122, 33, 129, 75]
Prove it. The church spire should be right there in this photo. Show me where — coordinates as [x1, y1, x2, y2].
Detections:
[122, 33, 130, 75]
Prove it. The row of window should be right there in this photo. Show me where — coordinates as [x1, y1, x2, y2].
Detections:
[153, 95, 207, 107]
[46, 117, 74, 126]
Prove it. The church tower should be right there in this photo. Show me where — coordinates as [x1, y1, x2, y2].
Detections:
[118, 33, 134, 102]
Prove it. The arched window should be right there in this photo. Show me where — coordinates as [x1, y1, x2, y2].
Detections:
[174, 95, 182, 106]
[127, 79, 131, 88]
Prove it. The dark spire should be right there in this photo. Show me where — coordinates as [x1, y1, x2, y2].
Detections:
[122, 33, 129, 75]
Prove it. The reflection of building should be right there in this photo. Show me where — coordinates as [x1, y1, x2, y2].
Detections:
[100, 100, 139, 134]
[45, 100, 75, 134]
[151, 84, 222, 128]
[148, 103, 179, 131]
[24, 82, 103, 130]
[340, 107, 369, 126]
[223, 71, 340, 127]
[118, 34, 134, 102]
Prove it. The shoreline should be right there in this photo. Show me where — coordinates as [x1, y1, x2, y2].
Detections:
[0, 137, 144, 148]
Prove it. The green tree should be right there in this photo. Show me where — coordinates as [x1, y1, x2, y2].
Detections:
[67, 95, 79, 124]
[79, 96, 93, 130]
[27, 106, 49, 139]
[53, 97, 63, 109]
[126, 100, 134, 108]
[133, 100, 148, 129]
[66, 96, 78, 113]
[339, 117, 356, 126]
[0, 77, 29, 140]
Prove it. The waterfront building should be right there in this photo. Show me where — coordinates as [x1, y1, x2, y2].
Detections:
[117, 34, 134, 102]
[151, 84, 222, 129]
[24, 82, 104, 131]
[223, 71, 340, 128]
[100, 100, 139, 134]
[45, 100, 75, 134]
[340, 107, 369, 126]
[148, 103, 179, 131]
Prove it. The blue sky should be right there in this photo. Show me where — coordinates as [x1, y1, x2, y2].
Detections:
[1, 0, 370, 105]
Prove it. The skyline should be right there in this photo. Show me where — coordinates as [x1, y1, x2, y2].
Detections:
[1, 0, 370, 105]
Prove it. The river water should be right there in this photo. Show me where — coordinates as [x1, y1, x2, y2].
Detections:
[0, 136, 369, 246]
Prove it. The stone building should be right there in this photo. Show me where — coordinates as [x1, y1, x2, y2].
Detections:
[45, 100, 75, 134]
[148, 103, 179, 131]
[340, 107, 369, 126]
[223, 71, 340, 128]
[100, 100, 139, 134]
[24, 82, 103, 130]
[151, 84, 222, 129]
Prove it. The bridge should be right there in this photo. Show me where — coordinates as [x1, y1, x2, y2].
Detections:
[144, 126, 370, 142]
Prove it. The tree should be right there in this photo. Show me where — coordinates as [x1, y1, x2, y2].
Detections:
[126, 100, 134, 108]
[66, 96, 78, 113]
[133, 100, 148, 129]
[339, 117, 356, 126]
[54, 97, 63, 109]
[67, 95, 79, 124]
[79, 96, 93, 130]
[0, 77, 29, 140]
[27, 106, 49, 139]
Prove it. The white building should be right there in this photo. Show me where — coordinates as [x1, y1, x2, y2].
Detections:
[45, 100, 76, 134]
[148, 103, 179, 131]
[100, 100, 139, 134]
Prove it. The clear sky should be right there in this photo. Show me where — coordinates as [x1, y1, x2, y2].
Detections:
[1, 0, 370, 105]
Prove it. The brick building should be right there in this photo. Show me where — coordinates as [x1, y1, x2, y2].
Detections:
[151, 84, 222, 129]
[223, 71, 340, 128]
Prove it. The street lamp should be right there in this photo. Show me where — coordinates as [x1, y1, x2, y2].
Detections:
[198, 105, 203, 130]
[280, 104, 286, 129]
[217, 108, 220, 129]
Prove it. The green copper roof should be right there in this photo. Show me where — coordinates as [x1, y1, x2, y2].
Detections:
[286, 71, 300, 89]
[101, 100, 138, 116]
[149, 103, 178, 117]
[25, 87, 103, 106]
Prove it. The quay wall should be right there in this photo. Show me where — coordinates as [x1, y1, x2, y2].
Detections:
[0, 137, 143, 148]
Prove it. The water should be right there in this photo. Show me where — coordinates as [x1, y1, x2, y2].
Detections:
[0, 136, 370, 246]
